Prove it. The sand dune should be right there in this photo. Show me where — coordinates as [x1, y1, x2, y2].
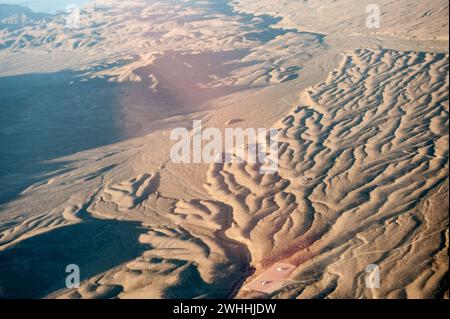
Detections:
[205, 49, 448, 298]
[231, 0, 449, 41]
[0, 0, 448, 299]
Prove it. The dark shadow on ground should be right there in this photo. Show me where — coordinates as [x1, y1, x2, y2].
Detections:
[0, 71, 128, 204]
[0, 218, 150, 299]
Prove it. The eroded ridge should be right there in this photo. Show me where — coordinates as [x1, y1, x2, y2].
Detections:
[30, 167, 251, 299]
[205, 49, 449, 298]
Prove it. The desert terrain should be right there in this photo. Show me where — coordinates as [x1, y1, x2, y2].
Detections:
[0, 0, 448, 299]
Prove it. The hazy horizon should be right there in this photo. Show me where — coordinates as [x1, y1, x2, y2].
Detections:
[0, 0, 90, 13]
